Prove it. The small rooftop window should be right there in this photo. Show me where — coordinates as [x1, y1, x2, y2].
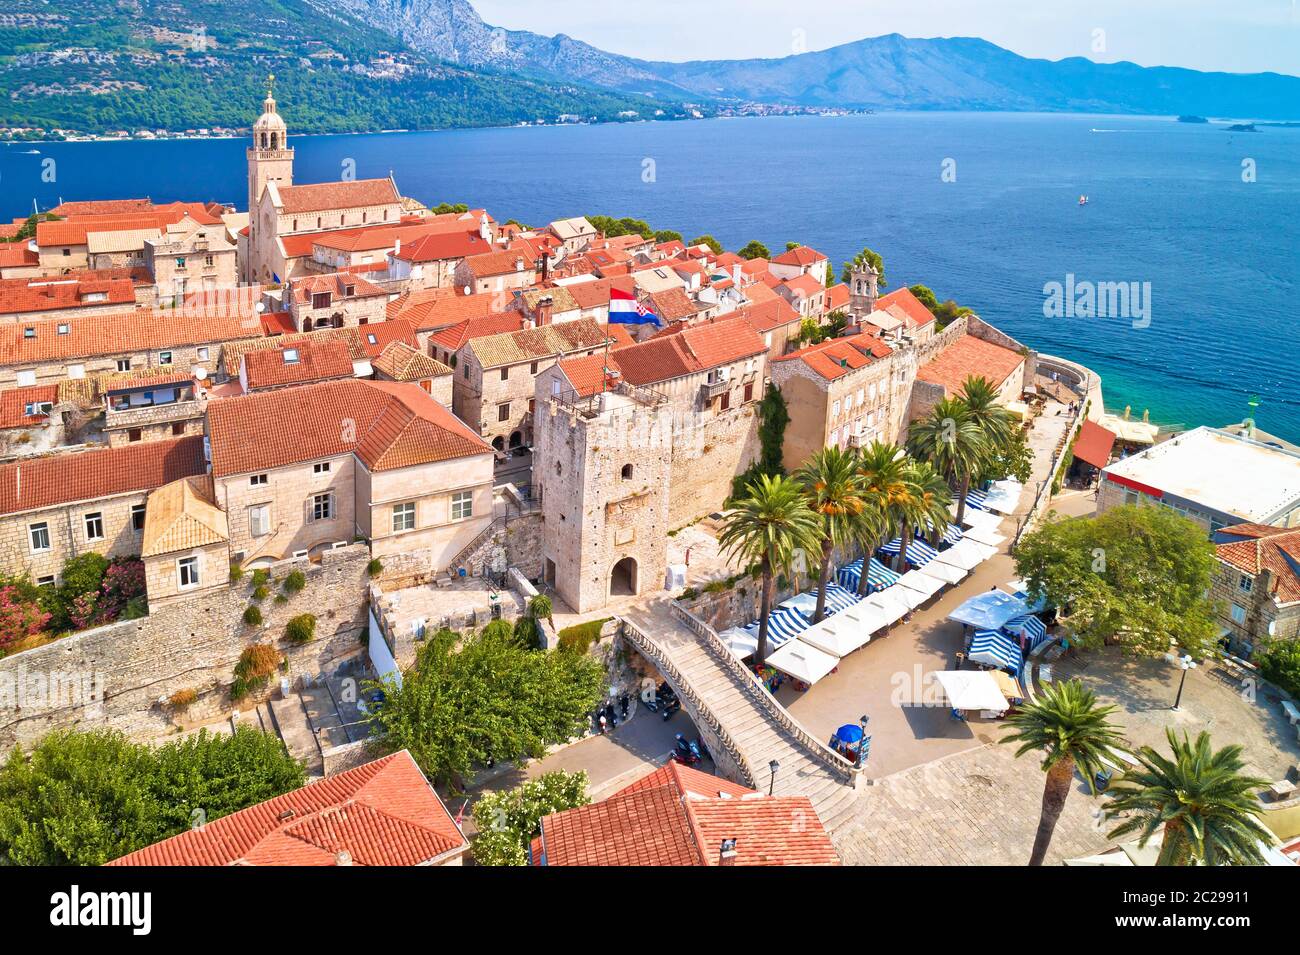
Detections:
[283, 348, 299, 364]
[57, 324, 69, 335]
[23, 327, 35, 339]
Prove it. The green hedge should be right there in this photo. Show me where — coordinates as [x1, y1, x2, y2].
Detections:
[556, 618, 611, 655]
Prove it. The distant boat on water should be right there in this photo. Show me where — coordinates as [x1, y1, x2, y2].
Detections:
[1078, 195, 1089, 206]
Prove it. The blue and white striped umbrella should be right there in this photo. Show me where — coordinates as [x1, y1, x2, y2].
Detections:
[964, 488, 989, 511]
[822, 583, 862, 614]
[837, 557, 900, 593]
[968, 629, 1024, 672]
[878, 537, 939, 566]
[1005, 613, 1048, 651]
[744, 606, 810, 649]
[919, 520, 963, 546]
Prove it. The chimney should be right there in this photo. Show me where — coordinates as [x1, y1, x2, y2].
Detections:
[515, 256, 525, 272]
[541, 251, 550, 283]
[393, 237, 401, 257]
[719, 839, 737, 866]
[537, 295, 554, 326]
[335, 850, 353, 866]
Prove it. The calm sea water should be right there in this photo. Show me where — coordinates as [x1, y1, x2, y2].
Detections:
[3, 113, 1297, 439]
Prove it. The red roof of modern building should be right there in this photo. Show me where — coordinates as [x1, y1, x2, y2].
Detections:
[916, 333, 1024, 396]
[242, 340, 355, 390]
[206, 378, 489, 477]
[1215, 524, 1300, 605]
[274, 178, 400, 215]
[1072, 419, 1117, 470]
[535, 762, 837, 867]
[874, 287, 937, 330]
[108, 751, 467, 866]
[0, 384, 59, 429]
[772, 245, 827, 267]
[0, 435, 206, 516]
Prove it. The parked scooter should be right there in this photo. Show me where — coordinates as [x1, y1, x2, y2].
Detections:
[618, 693, 630, 721]
[672, 733, 702, 766]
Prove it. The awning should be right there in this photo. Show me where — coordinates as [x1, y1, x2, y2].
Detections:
[783, 584, 860, 617]
[878, 537, 939, 566]
[895, 570, 946, 602]
[720, 627, 758, 660]
[982, 479, 1024, 515]
[964, 488, 989, 511]
[836, 557, 899, 593]
[969, 629, 1025, 672]
[1005, 612, 1047, 644]
[932, 538, 995, 572]
[836, 599, 902, 637]
[949, 590, 1031, 630]
[918, 520, 963, 546]
[799, 612, 873, 657]
[916, 560, 967, 585]
[860, 588, 914, 627]
[958, 507, 1004, 533]
[989, 669, 1023, 701]
[1073, 419, 1117, 469]
[743, 606, 810, 649]
[932, 670, 1009, 711]
[1099, 414, 1159, 445]
[766, 638, 841, 685]
[962, 524, 1006, 548]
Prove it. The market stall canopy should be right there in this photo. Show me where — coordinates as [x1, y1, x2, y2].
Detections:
[836, 556, 900, 593]
[742, 606, 810, 649]
[895, 570, 946, 601]
[962, 524, 1006, 548]
[837, 599, 901, 637]
[933, 670, 1009, 712]
[968, 629, 1025, 671]
[989, 669, 1023, 701]
[860, 587, 914, 627]
[917, 560, 967, 585]
[933, 538, 994, 572]
[720, 627, 758, 660]
[1072, 419, 1117, 469]
[879, 537, 939, 566]
[766, 638, 841, 685]
[799, 612, 872, 657]
[957, 507, 1004, 533]
[1099, 413, 1159, 445]
[982, 479, 1024, 515]
[949, 590, 1031, 630]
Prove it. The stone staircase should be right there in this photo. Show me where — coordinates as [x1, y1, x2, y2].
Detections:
[621, 603, 863, 834]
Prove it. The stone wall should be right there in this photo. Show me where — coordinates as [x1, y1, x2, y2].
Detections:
[0, 544, 372, 751]
[667, 405, 761, 529]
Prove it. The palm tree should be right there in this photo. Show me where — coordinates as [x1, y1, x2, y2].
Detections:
[854, 442, 908, 594]
[717, 474, 823, 668]
[1001, 680, 1125, 866]
[887, 463, 928, 573]
[1104, 729, 1272, 866]
[907, 397, 986, 529]
[959, 375, 1018, 455]
[908, 459, 954, 552]
[796, 446, 866, 622]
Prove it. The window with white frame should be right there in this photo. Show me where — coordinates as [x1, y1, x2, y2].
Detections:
[36, 575, 55, 588]
[313, 461, 330, 475]
[116, 359, 131, 373]
[1230, 603, 1247, 624]
[29, 522, 50, 552]
[249, 473, 268, 487]
[197, 347, 210, 361]
[178, 556, 200, 589]
[392, 502, 416, 532]
[248, 504, 270, 537]
[311, 493, 333, 522]
[451, 491, 473, 521]
[1238, 575, 1253, 594]
[84, 512, 104, 541]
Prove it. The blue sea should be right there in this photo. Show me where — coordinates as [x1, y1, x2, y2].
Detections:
[2, 112, 1297, 439]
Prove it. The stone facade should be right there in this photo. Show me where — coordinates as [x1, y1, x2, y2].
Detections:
[0, 485, 150, 585]
[1, 339, 228, 390]
[1213, 564, 1300, 659]
[0, 545, 371, 751]
[145, 224, 239, 305]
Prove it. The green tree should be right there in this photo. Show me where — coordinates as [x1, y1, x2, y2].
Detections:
[840, 247, 886, 287]
[1104, 730, 1271, 866]
[738, 240, 770, 260]
[901, 459, 953, 565]
[909, 284, 939, 312]
[718, 474, 823, 666]
[1001, 680, 1125, 866]
[1014, 505, 1219, 658]
[654, 229, 683, 244]
[756, 386, 790, 475]
[0, 727, 304, 866]
[796, 447, 867, 622]
[958, 375, 1017, 456]
[907, 397, 986, 530]
[976, 426, 1034, 485]
[366, 625, 604, 787]
[1255, 638, 1300, 698]
[852, 442, 908, 595]
[470, 770, 589, 865]
[689, 234, 724, 255]
[42, 552, 110, 632]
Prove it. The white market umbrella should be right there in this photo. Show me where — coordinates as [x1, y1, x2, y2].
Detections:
[766, 638, 841, 685]
[962, 524, 1006, 548]
[895, 570, 946, 602]
[799, 613, 872, 657]
[932, 670, 1009, 712]
[918, 560, 966, 585]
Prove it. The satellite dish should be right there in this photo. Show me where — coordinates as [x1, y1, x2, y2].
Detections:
[463, 285, 472, 296]
[193, 367, 208, 380]
[255, 301, 266, 313]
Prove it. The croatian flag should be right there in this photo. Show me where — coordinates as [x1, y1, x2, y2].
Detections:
[609, 287, 661, 326]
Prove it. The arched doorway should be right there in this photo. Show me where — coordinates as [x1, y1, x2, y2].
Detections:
[610, 557, 638, 597]
[508, 431, 522, 449]
[491, 436, 506, 453]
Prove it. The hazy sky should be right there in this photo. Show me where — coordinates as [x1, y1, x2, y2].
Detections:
[474, 0, 1300, 76]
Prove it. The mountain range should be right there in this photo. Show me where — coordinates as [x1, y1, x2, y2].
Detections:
[2, 0, 1298, 139]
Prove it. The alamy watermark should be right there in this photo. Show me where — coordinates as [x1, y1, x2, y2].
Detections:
[0, 666, 106, 719]
[1043, 273, 1151, 328]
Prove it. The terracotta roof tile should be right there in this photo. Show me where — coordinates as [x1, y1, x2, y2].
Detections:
[463, 248, 536, 279]
[219, 320, 415, 377]
[141, 475, 228, 557]
[388, 289, 498, 332]
[874, 287, 936, 330]
[916, 333, 1024, 396]
[373, 341, 451, 382]
[0, 435, 206, 516]
[0, 275, 139, 315]
[771, 245, 827, 267]
[275, 179, 400, 215]
[1216, 524, 1300, 604]
[242, 340, 355, 390]
[0, 384, 59, 429]
[467, 317, 619, 369]
[109, 751, 466, 866]
[428, 312, 527, 352]
[771, 332, 893, 381]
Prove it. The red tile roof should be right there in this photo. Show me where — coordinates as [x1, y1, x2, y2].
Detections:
[0, 275, 139, 315]
[49, 198, 154, 217]
[615, 316, 765, 386]
[242, 340, 355, 390]
[0, 245, 38, 269]
[563, 279, 612, 310]
[1216, 524, 1300, 604]
[0, 384, 59, 429]
[537, 762, 836, 866]
[275, 179, 400, 215]
[916, 333, 1025, 396]
[780, 273, 824, 299]
[463, 248, 536, 279]
[429, 312, 528, 352]
[109, 751, 466, 866]
[206, 378, 489, 477]
[731, 297, 801, 334]
[0, 435, 206, 515]
[33, 203, 222, 247]
[825, 283, 850, 312]
[875, 287, 936, 330]
[389, 289, 499, 332]
[771, 245, 827, 267]
[290, 272, 387, 304]
[391, 229, 491, 262]
[771, 333, 893, 381]
[646, 287, 703, 323]
[1072, 420, 1117, 470]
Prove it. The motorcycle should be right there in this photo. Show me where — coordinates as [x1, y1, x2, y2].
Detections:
[662, 694, 681, 721]
[618, 694, 630, 721]
[672, 733, 702, 766]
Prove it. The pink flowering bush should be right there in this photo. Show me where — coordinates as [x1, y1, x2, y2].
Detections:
[94, 557, 147, 623]
[0, 584, 50, 655]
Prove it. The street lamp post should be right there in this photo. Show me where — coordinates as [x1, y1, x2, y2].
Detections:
[768, 759, 780, 796]
[857, 715, 870, 767]
[1168, 653, 1197, 711]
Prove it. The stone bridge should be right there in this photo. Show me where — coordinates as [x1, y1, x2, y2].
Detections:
[620, 602, 863, 834]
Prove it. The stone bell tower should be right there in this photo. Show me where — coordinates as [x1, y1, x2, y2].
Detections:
[246, 75, 294, 282]
[848, 260, 879, 318]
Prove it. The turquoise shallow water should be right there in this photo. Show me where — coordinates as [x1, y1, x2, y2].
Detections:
[3, 112, 1296, 438]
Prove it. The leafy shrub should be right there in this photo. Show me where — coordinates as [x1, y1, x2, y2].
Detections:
[0, 582, 50, 656]
[366, 558, 383, 578]
[242, 605, 263, 627]
[94, 558, 146, 623]
[556, 618, 610, 656]
[235, 643, 281, 685]
[1257, 639, 1300, 699]
[471, 771, 590, 865]
[251, 584, 270, 602]
[41, 553, 109, 631]
[251, 569, 271, 587]
[274, 594, 288, 604]
[229, 677, 249, 702]
[283, 570, 306, 595]
[229, 563, 244, 582]
[167, 688, 197, 709]
[284, 614, 316, 645]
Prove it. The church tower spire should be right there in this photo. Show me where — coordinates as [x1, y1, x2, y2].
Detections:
[245, 75, 294, 282]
